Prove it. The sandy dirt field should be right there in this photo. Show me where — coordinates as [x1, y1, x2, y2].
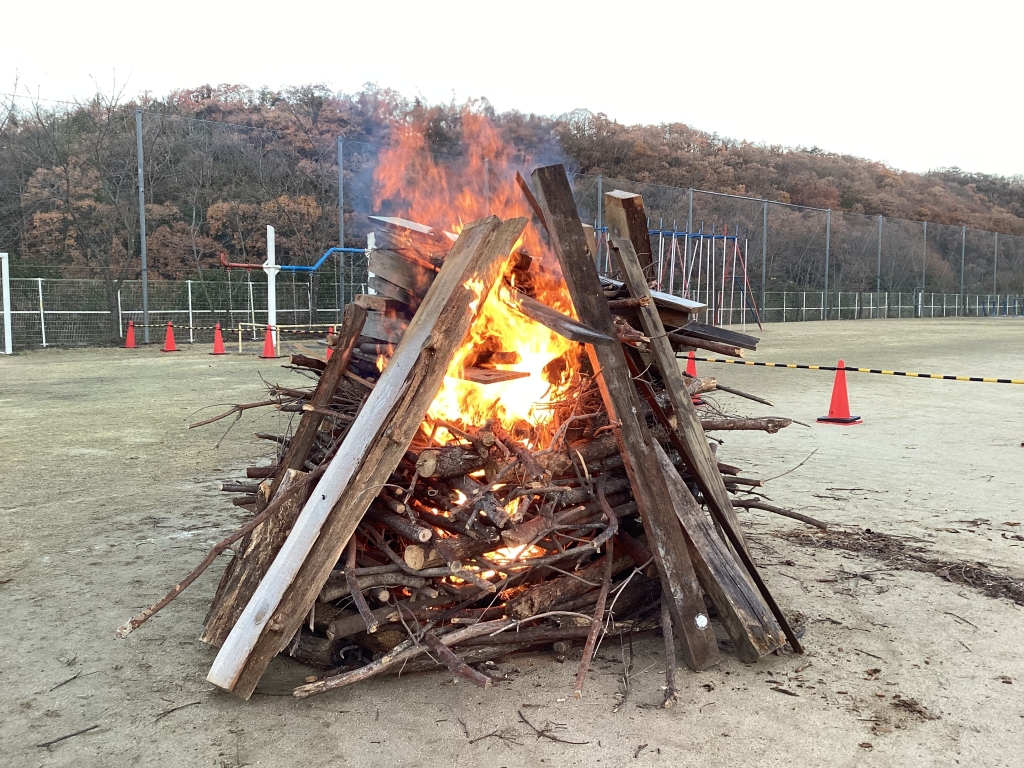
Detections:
[1, 317, 1022, 768]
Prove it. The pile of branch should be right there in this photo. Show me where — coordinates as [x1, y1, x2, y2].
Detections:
[119, 167, 809, 704]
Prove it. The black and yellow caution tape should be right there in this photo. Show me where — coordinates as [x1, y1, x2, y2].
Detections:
[687, 356, 1024, 385]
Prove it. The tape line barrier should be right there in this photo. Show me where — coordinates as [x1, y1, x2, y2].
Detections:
[688, 356, 1024, 386]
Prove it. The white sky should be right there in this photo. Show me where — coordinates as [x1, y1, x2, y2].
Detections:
[4, 0, 1022, 177]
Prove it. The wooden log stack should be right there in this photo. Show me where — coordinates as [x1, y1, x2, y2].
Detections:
[119, 166, 812, 704]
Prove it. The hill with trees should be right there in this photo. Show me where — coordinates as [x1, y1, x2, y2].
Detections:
[1, 82, 1021, 299]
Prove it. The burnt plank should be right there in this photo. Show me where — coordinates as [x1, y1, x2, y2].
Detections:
[368, 248, 437, 297]
[533, 164, 718, 671]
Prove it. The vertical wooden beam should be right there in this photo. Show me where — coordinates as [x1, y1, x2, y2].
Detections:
[270, 302, 366, 496]
[604, 189, 654, 277]
[201, 469, 308, 646]
[604, 193, 751, 557]
[532, 164, 717, 671]
[654, 443, 786, 661]
[207, 215, 528, 698]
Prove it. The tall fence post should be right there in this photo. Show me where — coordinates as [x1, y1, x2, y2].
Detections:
[135, 108, 149, 344]
[877, 215, 883, 294]
[960, 225, 966, 301]
[761, 200, 768, 314]
[337, 136, 345, 318]
[921, 221, 927, 317]
[187, 280, 194, 343]
[0, 253, 11, 354]
[37, 277, 47, 347]
[993, 232, 999, 294]
[597, 175, 604, 271]
[823, 209, 831, 320]
[117, 289, 123, 338]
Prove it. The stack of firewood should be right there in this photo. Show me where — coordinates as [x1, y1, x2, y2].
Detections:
[118, 165, 809, 704]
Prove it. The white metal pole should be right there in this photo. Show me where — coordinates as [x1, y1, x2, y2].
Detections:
[708, 226, 714, 324]
[187, 280, 194, 343]
[265, 225, 280, 354]
[248, 280, 256, 339]
[668, 233, 677, 295]
[696, 235, 704, 308]
[37, 277, 47, 347]
[729, 233, 737, 326]
[657, 219, 664, 291]
[118, 289, 123, 338]
[0, 253, 11, 355]
[719, 226, 727, 325]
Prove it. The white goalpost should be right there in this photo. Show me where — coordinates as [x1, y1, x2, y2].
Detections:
[1, 253, 11, 355]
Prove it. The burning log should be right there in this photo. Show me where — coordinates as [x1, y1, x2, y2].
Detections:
[415, 445, 488, 478]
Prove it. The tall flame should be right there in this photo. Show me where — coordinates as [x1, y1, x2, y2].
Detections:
[373, 110, 580, 443]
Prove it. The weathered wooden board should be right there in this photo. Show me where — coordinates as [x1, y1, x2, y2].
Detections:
[201, 469, 308, 647]
[511, 291, 614, 346]
[368, 275, 418, 306]
[605, 205, 750, 558]
[206, 214, 528, 699]
[368, 248, 437, 296]
[361, 312, 409, 344]
[532, 164, 718, 671]
[676, 321, 760, 351]
[654, 443, 786, 662]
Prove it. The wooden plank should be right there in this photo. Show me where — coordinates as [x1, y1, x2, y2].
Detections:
[458, 367, 531, 385]
[200, 469, 307, 647]
[605, 209, 751, 558]
[601, 276, 706, 315]
[361, 312, 409, 344]
[202, 307, 366, 646]
[368, 275, 418, 306]
[272, 303, 366, 494]
[532, 164, 717, 671]
[511, 291, 614, 346]
[368, 248, 437, 296]
[354, 294, 410, 315]
[675, 321, 759, 350]
[603, 190, 655, 276]
[206, 214, 528, 698]
[654, 442, 786, 662]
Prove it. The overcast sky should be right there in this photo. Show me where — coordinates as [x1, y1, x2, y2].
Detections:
[4, 0, 1021, 177]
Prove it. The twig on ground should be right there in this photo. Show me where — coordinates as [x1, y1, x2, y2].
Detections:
[35, 725, 99, 749]
[154, 701, 203, 722]
[517, 710, 589, 745]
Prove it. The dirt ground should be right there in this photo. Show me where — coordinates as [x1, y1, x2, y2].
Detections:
[1, 317, 1022, 768]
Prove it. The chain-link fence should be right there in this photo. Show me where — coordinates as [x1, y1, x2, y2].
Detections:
[1, 257, 369, 350]
[3, 109, 1023, 352]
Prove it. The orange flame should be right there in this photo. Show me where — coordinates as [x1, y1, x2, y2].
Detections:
[373, 109, 581, 444]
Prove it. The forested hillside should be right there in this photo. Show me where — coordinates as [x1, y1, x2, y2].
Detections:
[1, 82, 1021, 293]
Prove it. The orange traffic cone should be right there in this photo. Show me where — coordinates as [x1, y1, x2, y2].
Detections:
[817, 360, 861, 424]
[161, 322, 179, 352]
[210, 323, 227, 355]
[325, 326, 335, 361]
[125, 320, 136, 349]
[259, 325, 277, 359]
[685, 350, 704, 405]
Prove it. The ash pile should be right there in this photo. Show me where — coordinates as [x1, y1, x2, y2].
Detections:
[120, 165, 808, 703]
